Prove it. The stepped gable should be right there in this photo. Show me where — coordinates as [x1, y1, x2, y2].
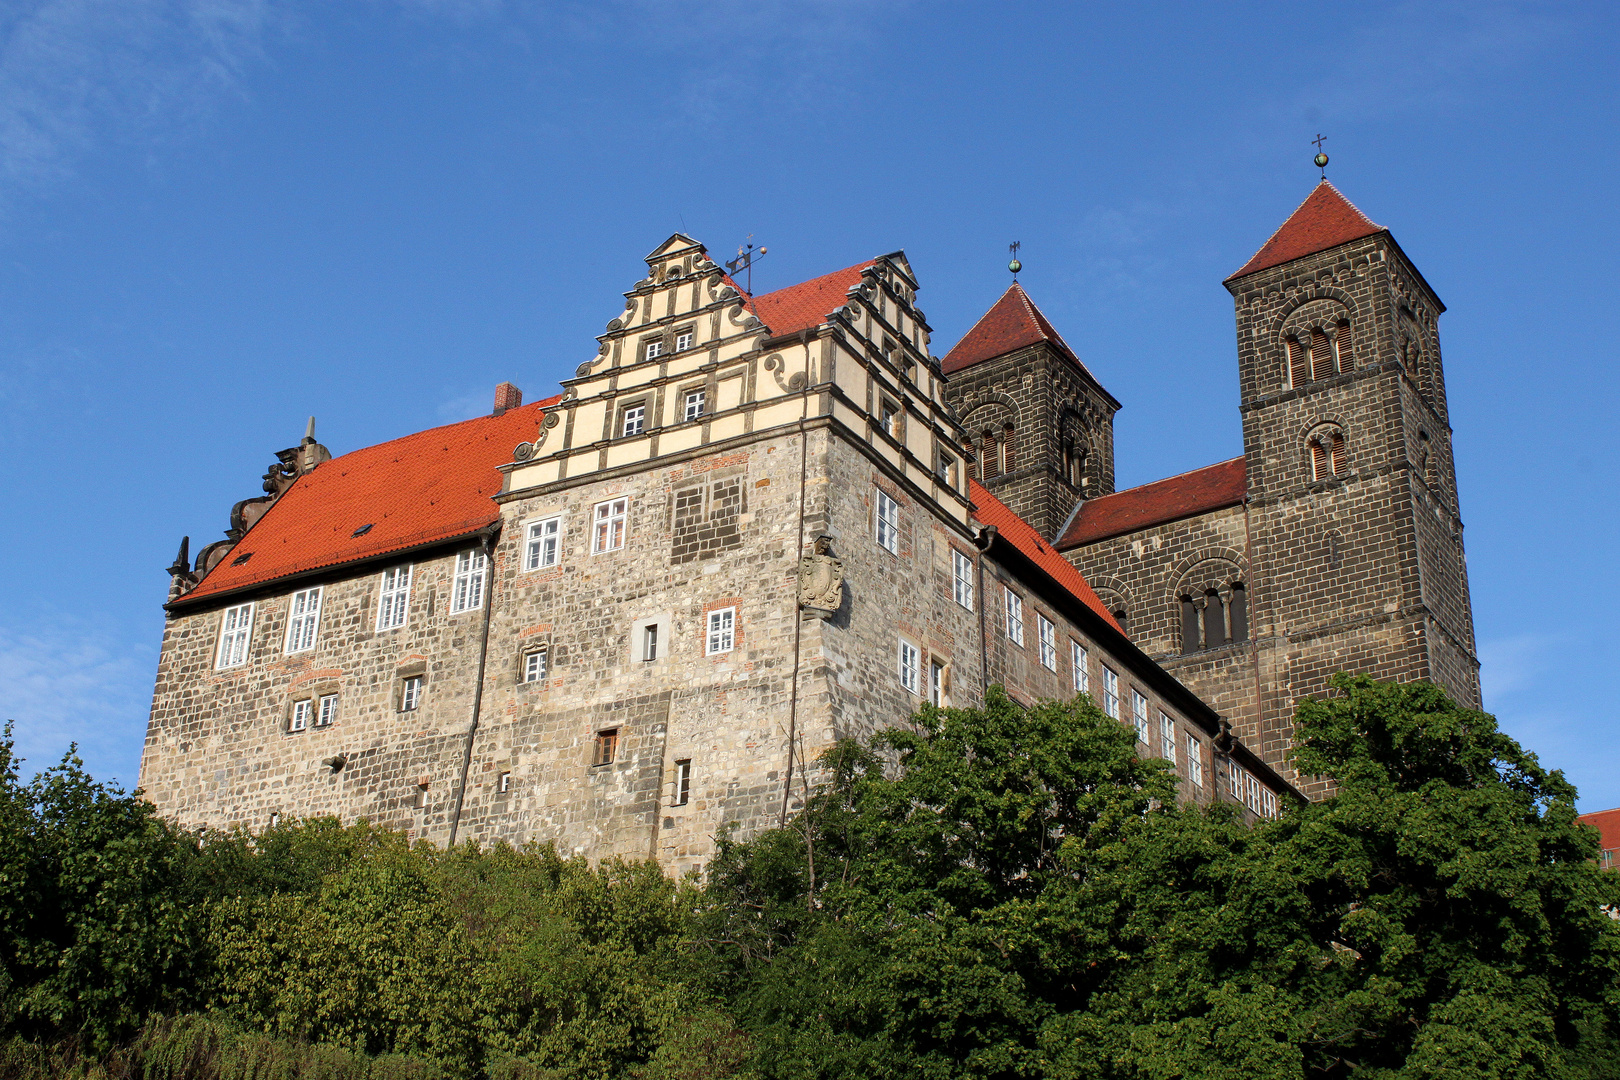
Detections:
[971, 479, 1122, 634]
[1057, 457, 1246, 549]
[748, 260, 875, 336]
[941, 283, 1100, 385]
[174, 395, 562, 606]
[1227, 180, 1384, 281]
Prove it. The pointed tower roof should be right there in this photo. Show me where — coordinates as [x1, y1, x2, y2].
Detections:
[1226, 180, 1384, 281]
[942, 284, 1115, 403]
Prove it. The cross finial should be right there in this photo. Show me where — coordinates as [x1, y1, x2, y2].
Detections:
[1312, 134, 1329, 178]
[1007, 241, 1022, 280]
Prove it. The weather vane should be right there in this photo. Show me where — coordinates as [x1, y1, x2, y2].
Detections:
[1008, 241, 1022, 280]
[725, 235, 767, 294]
[1313, 134, 1329, 178]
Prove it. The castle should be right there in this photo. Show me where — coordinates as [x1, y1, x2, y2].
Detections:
[140, 178, 1474, 869]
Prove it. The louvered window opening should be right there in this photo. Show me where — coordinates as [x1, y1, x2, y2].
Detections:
[1310, 328, 1335, 381]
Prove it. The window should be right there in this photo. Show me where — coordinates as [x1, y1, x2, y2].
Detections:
[525, 517, 561, 571]
[1071, 641, 1090, 693]
[707, 608, 735, 655]
[316, 694, 337, 728]
[937, 452, 956, 485]
[1160, 713, 1177, 766]
[1286, 336, 1307, 388]
[376, 566, 411, 631]
[642, 624, 659, 662]
[215, 603, 254, 669]
[644, 339, 664, 361]
[1311, 327, 1336, 381]
[1187, 733, 1204, 787]
[1334, 320, 1352, 369]
[1037, 615, 1057, 671]
[1310, 430, 1347, 481]
[675, 330, 694, 352]
[285, 588, 322, 654]
[593, 498, 628, 553]
[1182, 585, 1247, 653]
[289, 699, 311, 732]
[621, 404, 646, 437]
[951, 550, 974, 611]
[977, 430, 999, 479]
[401, 675, 423, 712]
[1001, 423, 1017, 472]
[523, 648, 548, 684]
[450, 549, 487, 614]
[1132, 690, 1149, 745]
[593, 728, 619, 766]
[1102, 667, 1119, 719]
[673, 759, 692, 806]
[1004, 587, 1024, 646]
[1262, 788, 1278, 820]
[898, 639, 920, 695]
[684, 390, 706, 421]
[875, 490, 899, 554]
[879, 398, 902, 438]
[930, 660, 947, 707]
[498, 772, 512, 794]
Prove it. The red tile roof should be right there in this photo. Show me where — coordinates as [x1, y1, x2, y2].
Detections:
[942, 283, 1093, 379]
[749, 260, 875, 336]
[1580, 807, 1620, 856]
[174, 396, 562, 606]
[1227, 180, 1384, 281]
[1057, 457, 1247, 549]
[971, 479, 1122, 634]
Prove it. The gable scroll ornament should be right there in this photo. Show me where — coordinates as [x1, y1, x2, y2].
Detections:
[797, 536, 844, 618]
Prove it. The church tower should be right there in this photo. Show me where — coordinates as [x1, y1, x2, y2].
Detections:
[941, 283, 1120, 541]
[1226, 180, 1480, 783]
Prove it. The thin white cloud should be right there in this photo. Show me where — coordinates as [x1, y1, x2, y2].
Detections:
[1478, 632, 1554, 701]
[0, 613, 154, 788]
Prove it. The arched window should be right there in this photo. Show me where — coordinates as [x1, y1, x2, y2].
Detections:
[1334, 320, 1352, 370]
[1002, 423, 1017, 473]
[1286, 336, 1307, 388]
[1309, 428, 1347, 481]
[1180, 597, 1200, 656]
[1310, 327, 1336, 381]
[1229, 583, 1248, 642]
[980, 430, 999, 479]
[1178, 581, 1248, 653]
[1202, 588, 1226, 649]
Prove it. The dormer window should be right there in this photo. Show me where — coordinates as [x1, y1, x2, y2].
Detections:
[675, 330, 694, 352]
[622, 404, 646, 437]
[644, 340, 664, 362]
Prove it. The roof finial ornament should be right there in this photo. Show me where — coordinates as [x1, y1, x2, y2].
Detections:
[304, 416, 316, 444]
[1312, 133, 1329, 179]
[1008, 241, 1022, 280]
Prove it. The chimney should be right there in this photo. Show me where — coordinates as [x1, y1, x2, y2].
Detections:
[493, 383, 523, 416]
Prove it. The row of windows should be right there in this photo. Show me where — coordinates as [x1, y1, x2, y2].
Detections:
[621, 390, 707, 437]
[1285, 321, 1351, 387]
[1179, 585, 1249, 654]
[1230, 762, 1279, 819]
[642, 329, 695, 363]
[966, 424, 1018, 480]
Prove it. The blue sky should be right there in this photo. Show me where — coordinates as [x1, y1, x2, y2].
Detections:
[0, 1, 1615, 808]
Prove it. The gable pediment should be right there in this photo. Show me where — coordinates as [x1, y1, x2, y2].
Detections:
[646, 233, 705, 263]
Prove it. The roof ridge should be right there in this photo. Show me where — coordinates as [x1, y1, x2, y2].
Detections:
[1226, 180, 1385, 281]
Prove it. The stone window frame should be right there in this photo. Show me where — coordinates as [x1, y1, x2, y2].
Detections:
[641, 335, 666, 363]
[284, 678, 340, 735]
[673, 324, 697, 354]
[518, 642, 550, 686]
[396, 659, 427, 712]
[682, 386, 707, 422]
[928, 656, 950, 707]
[630, 613, 671, 664]
[522, 513, 564, 572]
[1176, 560, 1249, 655]
[215, 602, 254, 669]
[878, 394, 904, 442]
[1276, 297, 1354, 392]
[592, 728, 619, 768]
[1301, 420, 1350, 482]
[617, 398, 651, 439]
[284, 587, 323, 655]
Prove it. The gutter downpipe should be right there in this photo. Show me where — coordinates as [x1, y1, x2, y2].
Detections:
[974, 524, 997, 701]
[447, 525, 500, 847]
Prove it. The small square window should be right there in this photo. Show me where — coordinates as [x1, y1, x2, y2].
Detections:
[289, 699, 311, 732]
[1071, 641, 1090, 693]
[316, 694, 338, 728]
[593, 728, 619, 767]
[951, 550, 974, 611]
[524, 517, 561, 571]
[401, 675, 423, 712]
[707, 608, 735, 655]
[675, 331, 694, 352]
[1037, 614, 1057, 671]
[898, 639, 920, 695]
[673, 759, 691, 806]
[684, 390, 706, 421]
[875, 490, 899, 554]
[593, 498, 629, 553]
[498, 771, 512, 794]
[523, 648, 548, 684]
[644, 340, 664, 362]
[1004, 588, 1024, 647]
[622, 404, 646, 437]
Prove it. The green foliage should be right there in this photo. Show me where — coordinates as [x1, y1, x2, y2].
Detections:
[4, 678, 1619, 1080]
